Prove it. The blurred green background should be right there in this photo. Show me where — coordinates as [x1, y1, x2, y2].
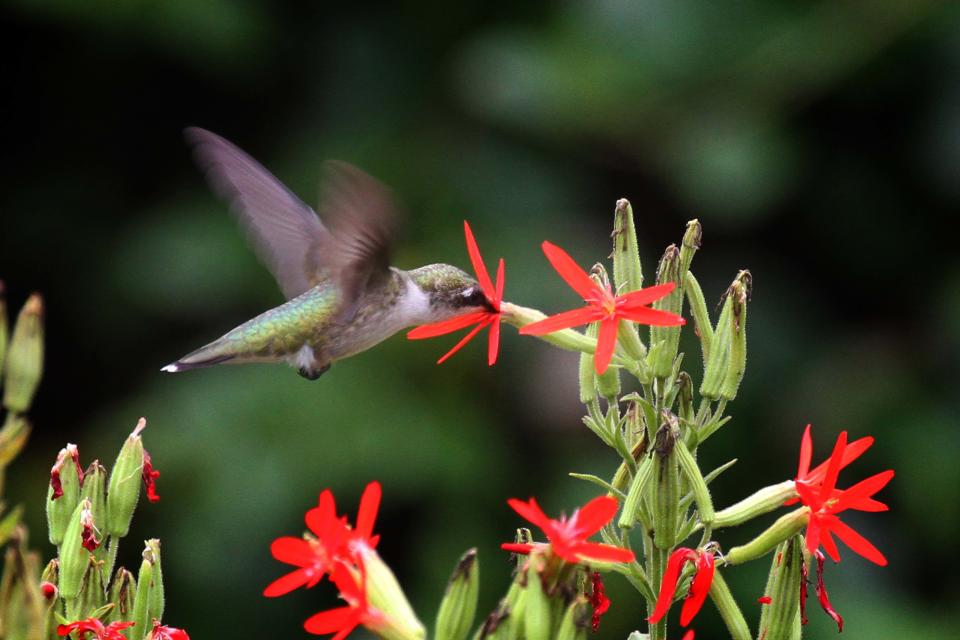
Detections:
[2, 0, 959, 637]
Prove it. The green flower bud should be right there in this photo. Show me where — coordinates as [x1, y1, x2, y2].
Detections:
[618, 454, 653, 530]
[356, 546, 425, 640]
[46, 444, 83, 546]
[80, 461, 108, 535]
[3, 293, 44, 413]
[435, 549, 479, 640]
[523, 558, 550, 640]
[679, 220, 702, 285]
[719, 270, 750, 401]
[700, 285, 734, 400]
[555, 596, 589, 640]
[107, 419, 147, 538]
[578, 324, 598, 405]
[75, 556, 106, 620]
[131, 539, 164, 640]
[612, 198, 644, 293]
[651, 415, 680, 550]
[713, 480, 796, 528]
[648, 245, 682, 378]
[59, 499, 95, 600]
[0, 412, 31, 469]
[758, 536, 803, 640]
[675, 439, 714, 525]
[676, 372, 695, 429]
[726, 508, 808, 565]
[684, 272, 713, 367]
[106, 567, 137, 623]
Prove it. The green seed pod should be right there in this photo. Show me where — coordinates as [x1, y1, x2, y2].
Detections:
[131, 540, 164, 640]
[700, 286, 734, 400]
[555, 596, 589, 640]
[106, 567, 137, 624]
[59, 499, 94, 600]
[758, 536, 803, 640]
[726, 509, 808, 566]
[648, 245, 682, 378]
[436, 549, 479, 640]
[651, 417, 680, 550]
[80, 462, 108, 534]
[75, 556, 106, 619]
[618, 455, 653, 530]
[107, 419, 146, 538]
[46, 444, 83, 546]
[612, 198, 644, 293]
[675, 440, 714, 525]
[684, 272, 713, 367]
[523, 559, 550, 640]
[3, 293, 44, 413]
[713, 480, 796, 529]
[679, 220, 702, 286]
[719, 270, 751, 401]
[596, 361, 621, 403]
[676, 372, 694, 430]
[578, 324, 598, 405]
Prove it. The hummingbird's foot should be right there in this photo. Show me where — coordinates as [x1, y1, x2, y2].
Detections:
[298, 363, 331, 380]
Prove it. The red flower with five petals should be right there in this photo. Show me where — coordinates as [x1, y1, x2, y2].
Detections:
[304, 563, 384, 639]
[519, 241, 684, 373]
[500, 495, 634, 564]
[57, 619, 135, 640]
[407, 221, 504, 365]
[648, 547, 715, 627]
[265, 481, 381, 597]
[793, 430, 894, 565]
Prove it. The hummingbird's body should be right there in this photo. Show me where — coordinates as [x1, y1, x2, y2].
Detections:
[163, 129, 488, 379]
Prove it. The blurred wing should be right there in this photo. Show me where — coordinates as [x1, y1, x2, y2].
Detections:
[319, 161, 401, 319]
[185, 127, 328, 299]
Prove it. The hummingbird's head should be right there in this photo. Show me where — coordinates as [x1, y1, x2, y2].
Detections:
[408, 263, 496, 321]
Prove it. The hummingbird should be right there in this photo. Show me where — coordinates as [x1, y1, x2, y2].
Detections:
[162, 128, 492, 379]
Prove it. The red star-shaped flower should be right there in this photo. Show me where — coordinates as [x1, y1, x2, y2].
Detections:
[304, 563, 384, 639]
[648, 547, 715, 627]
[407, 221, 504, 365]
[500, 495, 634, 564]
[265, 481, 381, 597]
[519, 241, 684, 373]
[148, 620, 190, 640]
[794, 430, 894, 565]
[785, 424, 877, 506]
[57, 619, 135, 640]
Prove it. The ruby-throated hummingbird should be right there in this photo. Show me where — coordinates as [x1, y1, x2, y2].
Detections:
[162, 128, 491, 379]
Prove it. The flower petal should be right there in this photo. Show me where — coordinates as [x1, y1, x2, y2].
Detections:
[303, 607, 359, 634]
[594, 318, 619, 374]
[264, 567, 315, 597]
[573, 496, 619, 536]
[680, 551, 715, 626]
[356, 481, 381, 541]
[820, 528, 841, 563]
[407, 312, 488, 339]
[826, 516, 887, 566]
[270, 537, 318, 567]
[798, 424, 813, 479]
[541, 241, 603, 301]
[572, 541, 636, 563]
[807, 435, 875, 483]
[487, 316, 501, 366]
[648, 548, 698, 623]
[506, 498, 553, 530]
[500, 542, 535, 555]
[617, 305, 685, 326]
[617, 282, 676, 307]
[831, 470, 894, 513]
[436, 322, 488, 364]
[464, 221, 495, 300]
[821, 431, 848, 497]
[519, 307, 603, 335]
[494, 258, 505, 304]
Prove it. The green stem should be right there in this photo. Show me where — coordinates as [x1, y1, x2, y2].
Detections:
[648, 545, 669, 640]
[501, 303, 632, 367]
[708, 569, 752, 640]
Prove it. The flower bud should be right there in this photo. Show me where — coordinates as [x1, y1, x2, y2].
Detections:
[578, 324, 598, 405]
[675, 440, 714, 526]
[679, 220, 702, 284]
[651, 416, 680, 550]
[726, 508, 808, 565]
[712, 480, 796, 529]
[80, 461, 108, 535]
[107, 419, 147, 538]
[612, 198, 644, 292]
[47, 444, 83, 546]
[131, 539, 164, 640]
[719, 270, 750, 401]
[684, 272, 712, 367]
[106, 567, 137, 623]
[618, 455, 653, 530]
[523, 557, 550, 640]
[758, 536, 803, 640]
[355, 546, 426, 640]
[435, 549, 479, 640]
[699, 286, 733, 400]
[2, 293, 44, 413]
[676, 372, 694, 428]
[555, 596, 589, 640]
[648, 245, 683, 378]
[76, 555, 107, 620]
[59, 499, 94, 599]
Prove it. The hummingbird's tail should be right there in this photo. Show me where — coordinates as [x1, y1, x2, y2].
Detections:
[161, 343, 236, 373]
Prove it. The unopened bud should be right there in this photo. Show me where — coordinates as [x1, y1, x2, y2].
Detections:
[131, 539, 164, 640]
[719, 270, 750, 401]
[676, 372, 694, 427]
[435, 549, 479, 640]
[612, 198, 644, 293]
[648, 245, 683, 378]
[3, 293, 44, 413]
[713, 480, 796, 529]
[47, 444, 83, 546]
[556, 595, 589, 640]
[679, 220, 702, 282]
[652, 415, 680, 549]
[758, 536, 803, 640]
[77, 555, 107, 620]
[80, 461, 108, 534]
[726, 509, 808, 565]
[618, 454, 653, 530]
[579, 324, 598, 405]
[107, 419, 147, 538]
[523, 556, 550, 640]
[59, 499, 94, 599]
[354, 546, 426, 640]
[700, 287, 733, 400]
[107, 567, 137, 623]
[675, 440, 714, 525]
[684, 272, 712, 367]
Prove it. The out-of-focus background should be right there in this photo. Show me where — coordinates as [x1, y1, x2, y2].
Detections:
[2, 1, 958, 637]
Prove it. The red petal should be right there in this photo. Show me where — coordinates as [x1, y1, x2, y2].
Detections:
[648, 548, 698, 623]
[683, 632, 695, 640]
[464, 221, 495, 300]
[572, 541, 635, 563]
[487, 316, 501, 366]
[573, 496, 619, 536]
[518, 306, 603, 335]
[436, 322, 487, 364]
[506, 498, 552, 530]
[807, 435, 875, 483]
[500, 542, 534, 555]
[617, 306, 685, 326]
[617, 282, 676, 307]
[356, 481, 381, 541]
[407, 312, 488, 339]
[594, 318, 619, 375]
[494, 258, 505, 304]
[826, 516, 888, 566]
[797, 424, 813, 479]
[270, 537, 318, 567]
[821, 432, 848, 496]
[303, 607, 358, 634]
[831, 470, 894, 513]
[330, 562, 365, 603]
[680, 551, 715, 626]
[820, 528, 841, 563]
[815, 552, 844, 632]
[804, 518, 822, 557]
[264, 568, 314, 597]
[541, 241, 603, 301]
[847, 497, 889, 512]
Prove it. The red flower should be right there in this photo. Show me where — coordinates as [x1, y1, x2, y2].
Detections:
[785, 424, 876, 506]
[500, 495, 634, 564]
[648, 547, 715, 627]
[142, 449, 161, 503]
[304, 563, 384, 639]
[589, 572, 611, 631]
[265, 481, 381, 597]
[518, 241, 684, 373]
[407, 221, 504, 365]
[794, 430, 894, 565]
[148, 620, 190, 640]
[57, 619, 134, 640]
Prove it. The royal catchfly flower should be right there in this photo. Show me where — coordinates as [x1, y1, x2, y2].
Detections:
[265, 481, 381, 597]
[57, 618, 135, 640]
[407, 220, 504, 365]
[793, 430, 894, 565]
[304, 563, 385, 639]
[519, 241, 684, 373]
[147, 620, 190, 640]
[501, 495, 635, 564]
[648, 547, 715, 628]
[785, 424, 876, 506]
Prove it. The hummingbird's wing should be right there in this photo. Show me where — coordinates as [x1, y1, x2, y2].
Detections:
[185, 127, 329, 299]
[318, 161, 401, 321]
